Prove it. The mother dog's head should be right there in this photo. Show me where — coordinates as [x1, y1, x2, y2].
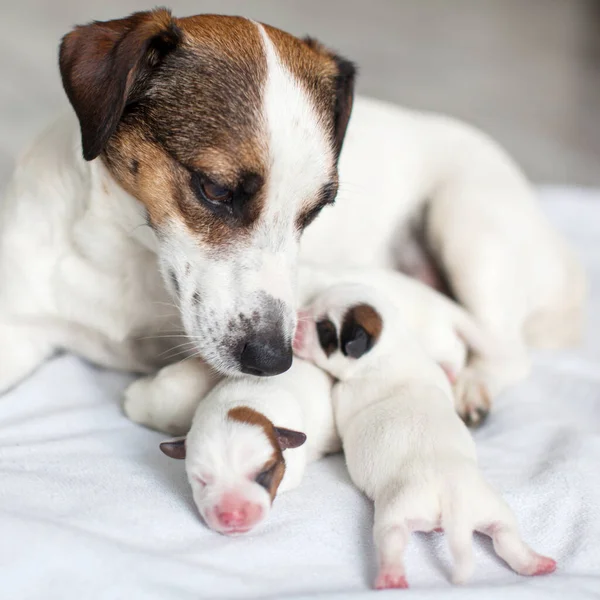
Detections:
[59, 9, 355, 377]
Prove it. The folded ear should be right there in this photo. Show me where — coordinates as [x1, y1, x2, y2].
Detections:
[59, 8, 182, 161]
[303, 37, 356, 157]
[340, 303, 382, 359]
[160, 437, 186, 459]
[274, 427, 307, 450]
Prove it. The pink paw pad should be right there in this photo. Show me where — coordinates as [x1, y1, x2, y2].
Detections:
[531, 557, 557, 576]
[375, 571, 409, 590]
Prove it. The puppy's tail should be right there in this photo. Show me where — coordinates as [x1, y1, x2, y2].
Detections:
[441, 488, 475, 585]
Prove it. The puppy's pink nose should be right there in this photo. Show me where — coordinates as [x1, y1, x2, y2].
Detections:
[218, 508, 247, 528]
[215, 495, 263, 532]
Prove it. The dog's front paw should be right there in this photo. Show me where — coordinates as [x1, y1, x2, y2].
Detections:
[453, 367, 491, 428]
[123, 359, 220, 435]
[123, 374, 181, 434]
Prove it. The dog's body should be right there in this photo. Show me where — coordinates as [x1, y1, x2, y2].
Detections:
[0, 11, 585, 423]
[160, 357, 339, 535]
[294, 283, 556, 588]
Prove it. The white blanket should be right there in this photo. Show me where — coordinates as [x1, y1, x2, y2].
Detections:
[0, 187, 599, 599]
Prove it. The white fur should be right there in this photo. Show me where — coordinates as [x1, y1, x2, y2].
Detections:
[298, 283, 556, 588]
[170, 358, 339, 535]
[0, 93, 584, 409]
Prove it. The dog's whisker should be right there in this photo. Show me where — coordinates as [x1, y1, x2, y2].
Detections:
[158, 341, 199, 360]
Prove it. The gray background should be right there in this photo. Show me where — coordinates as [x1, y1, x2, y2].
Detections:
[1, 0, 598, 185]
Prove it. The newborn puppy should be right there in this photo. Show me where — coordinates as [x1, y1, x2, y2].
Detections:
[295, 283, 556, 588]
[296, 264, 500, 427]
[160, 358, 339, 535]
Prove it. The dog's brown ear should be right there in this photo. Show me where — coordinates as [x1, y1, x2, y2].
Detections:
[304, 37, 356, 157]
[160, 437, 186, 459]
[59, 8, 182, 161]
[341, 304, 382, 359]
[331, 55, 356, 156]
[274, 427, 307, 450]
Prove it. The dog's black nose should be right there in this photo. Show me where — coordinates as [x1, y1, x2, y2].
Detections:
[239, 335, 293, 376]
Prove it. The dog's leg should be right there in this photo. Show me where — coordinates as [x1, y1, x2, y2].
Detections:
[124, 359, 221, 435]
[413, 117, 585, 413]
[0, 322, 55, 393]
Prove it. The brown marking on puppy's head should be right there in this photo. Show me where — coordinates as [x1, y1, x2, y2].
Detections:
[341, 304, 383, 359]
[228, 406, 306, 501]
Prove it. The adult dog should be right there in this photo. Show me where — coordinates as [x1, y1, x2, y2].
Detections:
[0, 9, 585, 426]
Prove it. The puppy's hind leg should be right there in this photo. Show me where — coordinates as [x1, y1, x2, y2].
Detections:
[475, 483, 556, 577]
[488, 523, 556, 576]
[373, 522, 410, 590]
[0, 321, 55, 394]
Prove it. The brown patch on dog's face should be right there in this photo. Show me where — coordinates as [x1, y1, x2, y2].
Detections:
[227, 406, 306, 501]
[340, 304, 383, 359]
[90, 13, 269, 247]
[60, 10, 355, 246]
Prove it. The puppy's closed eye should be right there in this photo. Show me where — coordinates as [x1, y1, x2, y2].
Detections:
[255, 464, 277, 490]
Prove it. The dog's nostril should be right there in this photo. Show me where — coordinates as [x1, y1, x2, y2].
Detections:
[239, 336, 293, 377]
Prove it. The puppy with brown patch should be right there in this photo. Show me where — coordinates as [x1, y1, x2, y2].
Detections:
[295, 283, 556, 588]
[296, 264, 500, 426]
[160, 358, 339, 535]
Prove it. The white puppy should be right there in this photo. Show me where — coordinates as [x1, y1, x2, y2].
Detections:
[297, 264, 499, 426]
[160, 358, 339, 535]
[295, 283, 556, 589]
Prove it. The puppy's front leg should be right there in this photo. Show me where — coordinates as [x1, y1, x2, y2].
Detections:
[124, 359, 221, 435]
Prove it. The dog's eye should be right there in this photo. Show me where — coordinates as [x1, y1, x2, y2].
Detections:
[200, 180, 233, 204]
[255, 464, 276, 490]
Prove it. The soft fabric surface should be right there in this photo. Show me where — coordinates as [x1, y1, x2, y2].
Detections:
[0, 187, 598, 599]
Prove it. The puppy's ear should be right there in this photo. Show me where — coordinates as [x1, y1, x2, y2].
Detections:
[160, 437, 186, 459]
[274, 427, 307, 450]
[59, 8, 182, 161]
[341, 304, 382, 359]
[303, 37, 356, 157]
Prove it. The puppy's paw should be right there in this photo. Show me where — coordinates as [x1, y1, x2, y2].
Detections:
[453, 368, 491, 428]
[375, 566, 409, 590]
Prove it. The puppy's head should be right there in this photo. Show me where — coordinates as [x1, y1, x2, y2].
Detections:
[294, 283, 383, 379]
[160, 405, 305, 535]
[59, 9, 356, 377]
